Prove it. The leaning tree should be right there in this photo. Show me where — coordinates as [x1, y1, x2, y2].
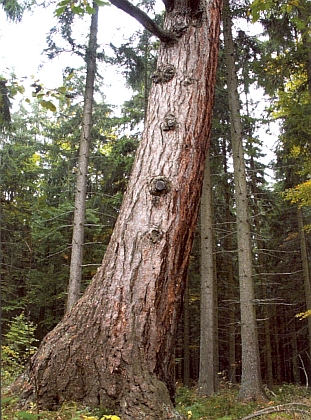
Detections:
[15, 0, 222, 418]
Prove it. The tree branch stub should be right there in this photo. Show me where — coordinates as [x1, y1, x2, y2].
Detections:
[149, 176, 171, 196]
[161, 113, 177, 131]
[151, 65, 176, 84]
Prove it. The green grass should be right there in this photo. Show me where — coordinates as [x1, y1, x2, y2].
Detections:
[2, 383, 311, 419]
[175, 384, 311, 419]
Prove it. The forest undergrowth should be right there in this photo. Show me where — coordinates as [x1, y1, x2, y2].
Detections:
[2, 315, 311, 419]
[2, 380, 311, 420]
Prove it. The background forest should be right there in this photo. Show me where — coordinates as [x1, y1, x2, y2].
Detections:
[1, 0, 311, 414]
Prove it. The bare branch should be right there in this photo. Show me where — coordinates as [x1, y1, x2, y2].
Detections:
[299, 354, 309, 389]
[109, 0, 177, 43]
[241, 403, 311, 420]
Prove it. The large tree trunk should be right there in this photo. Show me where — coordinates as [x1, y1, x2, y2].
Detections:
[222, 0, 265, 402]
[67, 3, 99, 312]
[18, 1, 222, 418]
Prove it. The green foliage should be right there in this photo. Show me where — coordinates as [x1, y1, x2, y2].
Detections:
[0, 79, 12, 127]
[1, 71, 79, 116]
[175, 387, 251, 419]
[1, 0, 310, 407]
[2, 385, 309, 420]
[250, 0, 299, 22]
[0, 0, 35, 21]
[1, 399, 121, 420]
[109, 27, 160, 126]
[55, 0, 109, 17]
[0, 73, 27, 128]
[282, 180, 311, 207]
[1, 71, 138, 339]
[15, 412, 40, 419]
[175, 386, 311, 419]
[1, 313, 38, 384]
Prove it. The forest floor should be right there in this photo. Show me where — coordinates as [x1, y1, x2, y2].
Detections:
[1, 383, 311, 420]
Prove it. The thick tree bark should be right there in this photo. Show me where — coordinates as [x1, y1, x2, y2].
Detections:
[67, 4, 98, 312]
[198, 150, 217, 396]
[222, 0, 265, 402]
[17, 1, 222, 418]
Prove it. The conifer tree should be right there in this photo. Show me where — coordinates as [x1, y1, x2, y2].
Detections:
[13, 1, 222, 418]
[223, 0, 266, 401]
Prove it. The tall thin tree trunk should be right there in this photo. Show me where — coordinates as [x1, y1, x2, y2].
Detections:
[213, 242, 219, 391]
[262, 284, 274, 388]
[297, 206, 311, 377]
[222, 138, 237, 384]
[297, 0, 311, 378]
[248, 154, 273, 389]
[67, 4, 98, 313]
[183, 276, 190, 387]
[16, 2, 222, 418]
[222, 0, 265, 401]
[291, 319, 301, 383]
[198, 150, 217, 396]
[227, 256, 236, 383]
[273, 305, 282, 383]
[297, 2, 311, 97]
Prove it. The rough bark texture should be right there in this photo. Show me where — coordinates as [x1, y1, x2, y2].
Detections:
[16, 1, 222, 418]
[67, 4, 98, 312]
[222, 0, 265, 402]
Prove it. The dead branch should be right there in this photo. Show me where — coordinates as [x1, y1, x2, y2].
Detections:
[241, 403, 311, 419]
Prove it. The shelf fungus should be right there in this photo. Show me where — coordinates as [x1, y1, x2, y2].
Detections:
[149, 176, 171, 196]
[151, 65, 175, 84]
[161, 113, 177, 131]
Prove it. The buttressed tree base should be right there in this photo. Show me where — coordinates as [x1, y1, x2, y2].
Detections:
[14, 1, 222, 418]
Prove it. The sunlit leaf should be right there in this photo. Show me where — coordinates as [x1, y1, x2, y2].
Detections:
[70, 4, 84, 14]
[16, 411, 40, 419]
[93, 0, 109, 6]
[296, 309, 311, 320]
[65, 72, 75, 81]
[55, 6, 66, 16]
[39, 100, 57, 112]
[86, 4, 95, 13]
